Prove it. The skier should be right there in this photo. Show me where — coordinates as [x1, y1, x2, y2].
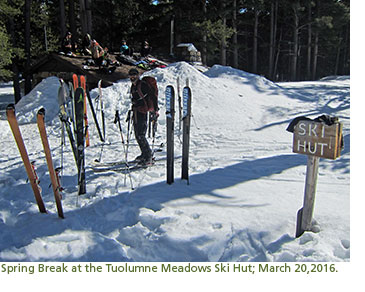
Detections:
[128, 68, 157, 165]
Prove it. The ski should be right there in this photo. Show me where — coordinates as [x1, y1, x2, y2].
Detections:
[6, 104, 47, 214]
[84, 80, 104, 142]
[91, 161, 159, 173]
[58, 79, 78, 166]
[177, 77, 182, 132]
[98, 80, 106, 141]
[181, 86, 192, 183]
[165, 85, 175, 184]
[92, 154, 167, 169]
[74, 87, 86, 195]
[37, 108, 64, 219]
[80, 75, 90, 147]
[72, 73, 79, 91]
[68, 81, 77, 134]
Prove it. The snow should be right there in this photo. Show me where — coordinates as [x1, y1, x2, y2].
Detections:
[0, 62, 356, 288]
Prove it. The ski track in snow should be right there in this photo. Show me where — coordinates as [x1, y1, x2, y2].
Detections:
[0, 62, 350, 262]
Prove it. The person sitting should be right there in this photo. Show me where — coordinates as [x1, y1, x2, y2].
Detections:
[120, 40, 133, 56]
[90, 39, 106, 67]
[140, 40, 152, 57]
[61, 32, 77, 56]
[81, 33, 92, 56]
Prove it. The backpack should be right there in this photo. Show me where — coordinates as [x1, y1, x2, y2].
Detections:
[137, 76, 158, 113]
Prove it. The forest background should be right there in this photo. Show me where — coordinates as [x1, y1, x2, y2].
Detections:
[0, 0, 350, 101]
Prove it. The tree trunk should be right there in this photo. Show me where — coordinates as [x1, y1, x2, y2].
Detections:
[253, 7, 259, 73]
[306, 2, 312, 80]
[269, 0, 278, 79]
[202, 0, 207, 65]
[85, 0, 92, 34]
[334, 39, 341, 75]
[79, 0, 87, 36]
[220, 2, 227, 66]
[69, 0, 77, 39]
[291, 1, 300, 81]
[232, 0, 238, 68]
[273, 28, 282, 81]
[312, 1, 320, 80]
[341, 24, 350, 75]
[312, 31, 319, 80]
[8, 16, 21, 103]
[24, 0, 32, 95]
[59, 0, 66, 39]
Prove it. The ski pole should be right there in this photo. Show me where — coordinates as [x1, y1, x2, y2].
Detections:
[125, 109, 132, 162]
[115, 110, 134, 190]
[148, 112, 152, 138]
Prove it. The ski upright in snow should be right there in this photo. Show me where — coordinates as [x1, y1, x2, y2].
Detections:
[74, 86, 86, 195]
[72, 73, 79, 89]
[98, 80, 106, 141]
[79, 75, 90, 147]
[177, 77, 182, 132]
[181, 86, 192, 183]
[58, 79, 78, 166]
[165, 85, 175, 184]
[82, 77, 104, 142]
[37, 108, 64, 218]
[6, 104, 47, 214]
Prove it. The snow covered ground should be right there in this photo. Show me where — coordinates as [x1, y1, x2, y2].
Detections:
[0, 62, 351, 262]
[0, 62, 357, 289]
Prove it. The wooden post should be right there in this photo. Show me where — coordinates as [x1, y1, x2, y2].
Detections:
[296, 155, 320, 237]
[291, 117, 343, 237]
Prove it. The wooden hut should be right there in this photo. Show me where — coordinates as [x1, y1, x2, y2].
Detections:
[28, 53, 139, 89]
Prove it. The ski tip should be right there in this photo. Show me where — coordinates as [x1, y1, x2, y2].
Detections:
[6, 103, 15, 111]
[37, 108, 46, 116]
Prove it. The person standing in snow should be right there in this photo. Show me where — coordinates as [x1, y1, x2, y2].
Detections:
[128, 68, 157, 165]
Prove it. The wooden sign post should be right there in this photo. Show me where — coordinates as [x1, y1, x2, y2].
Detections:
[293, 119, 342, 237]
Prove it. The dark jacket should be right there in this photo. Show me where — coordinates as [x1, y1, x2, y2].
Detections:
[130, 79, 156, 113]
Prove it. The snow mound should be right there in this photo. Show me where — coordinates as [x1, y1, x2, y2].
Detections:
[15, 77, 60, 125]
[205, 65, 279, 91]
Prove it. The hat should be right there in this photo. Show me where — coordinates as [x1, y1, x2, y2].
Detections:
[128, 68, 139, 76]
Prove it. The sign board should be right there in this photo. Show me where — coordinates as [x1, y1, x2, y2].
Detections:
[293, 120, 342, 160]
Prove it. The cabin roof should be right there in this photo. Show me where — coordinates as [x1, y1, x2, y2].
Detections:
[28, 53, 143, 89]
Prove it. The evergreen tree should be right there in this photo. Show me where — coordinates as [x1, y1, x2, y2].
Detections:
[0, 0, 351, 86]
[0, 25, 12, 79]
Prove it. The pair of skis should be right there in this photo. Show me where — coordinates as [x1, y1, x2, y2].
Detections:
[58, 75, 87, 195]
[6, 105, 64, 218]
[165, 82, 192, 185]
[61, 75, 105, 195]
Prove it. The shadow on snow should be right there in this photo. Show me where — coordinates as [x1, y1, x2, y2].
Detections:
[0, 153, 311, 261]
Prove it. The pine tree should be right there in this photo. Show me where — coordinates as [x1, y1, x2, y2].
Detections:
[0, 25, 12, 79]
